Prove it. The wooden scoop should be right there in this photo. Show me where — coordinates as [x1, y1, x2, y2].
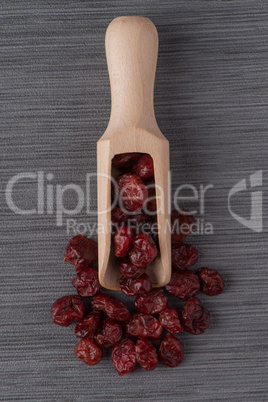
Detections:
[97, 16, 171, 290]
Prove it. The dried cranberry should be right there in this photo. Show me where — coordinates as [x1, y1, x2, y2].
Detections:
[105, 296, 131, 323]
[165, 271, 200, 301]
[111, 206, 129, 224]
[112, 152, 140, 171]
[119, 258, 147, 278]
[95, 318, 122, 348]
[91, 293, 110, 311]
[182, 297, 210, 335]
[158, 333, 184, 367]
[114, 226, 134, 257]
[172, 243, 198, 270]
[125, 313, 163, 339]
[120, 274, 152, 296]
[197, 267, 224, 296]
[64, 235, 98, 267]
[132, 154, 154, 181]
[74, 338, 103, 366]
[159, 308, 184, 334]
[75, 260, 92, 272]
[111, 338, 137, 376]
[129, 232, 158, 268]
[91, 294, 130, 323]
[135, 339, 158, 371]
[171, 209, 195, 242]
[117, 173, 148, 212]
[134, 289, 168, 315]
[51, 295, 85, 327]
[75, 311, 101, 338]
[72, 267, 101, 297]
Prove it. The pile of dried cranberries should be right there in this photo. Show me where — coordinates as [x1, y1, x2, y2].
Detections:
[51, 153, 224, 376]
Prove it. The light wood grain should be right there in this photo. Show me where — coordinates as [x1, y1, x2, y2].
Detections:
[97, 16, 171, 290]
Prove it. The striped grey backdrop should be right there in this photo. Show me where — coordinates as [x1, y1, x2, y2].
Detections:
[1, 1, 268, 401]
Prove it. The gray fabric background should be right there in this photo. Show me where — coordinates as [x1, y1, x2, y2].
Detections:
[1, 1, 268, 401]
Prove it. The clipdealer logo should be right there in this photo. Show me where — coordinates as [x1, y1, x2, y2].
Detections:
[4, 170, 264, 234]
[228, 170, 263, 233]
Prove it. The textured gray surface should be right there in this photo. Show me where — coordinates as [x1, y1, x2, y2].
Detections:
[1, 1, 268, 401]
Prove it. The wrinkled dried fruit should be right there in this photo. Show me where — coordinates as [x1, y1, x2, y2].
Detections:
[95, 318, 123, 348]
[158, 333, 184, 367]
[105, 296, 131, 323]
[135, 339, 158, 371]
[165, 270, 200, 301]
[134, 289, 168, 315]
[125, 313, 163, 339]
[171, 209, 195, 243]
[51, 295, 85, 327]
[119, 258, 147, 278]
[132, 154, 154, 181]
[74, 338, 103, 366]
[112, 153, 141, 171]
[197, 267, 224, 296]
[112, 338, 137, 376]
[91, 294, 130, 323]
[72, 267, 101, 297]
[91, 293, 110, 311]
[64, 235, 98, 267]
[129, 232, 158, 268]
[114, 226, 134, 257]
[182, 297, 210, 335]
[111, 206, 129, 224]
[117, 173, 148, 212]
[172, 243, 198, 270]
[159, 308, 184, 334]
[75, 311, 101, 338]
[120, 274, 152, 296]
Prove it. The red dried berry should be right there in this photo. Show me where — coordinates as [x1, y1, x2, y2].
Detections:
[95, 318, 123, 348]
[105, 296, 131, 323]
[72, 268, 101, 297]
[172, 243, 198, 270]
[119, 258, 147, 278]
[158, 333, 184, 367]
[114, 226, 134, 257]
[129, 232, 158, 268]
[159, 308, 184, 334]
[132, 154, 154, 181]
[91, 293, 110, 311]
[165, 271, 200, 301]
[74, 338, 103, 366]
[171, 209, 195, 243]
[125, 313, 163, 340]
[120, 274, 152, 296]
[75, 260, 92, 272]
[75, 311, 101, 338]
[197, 267, 224, 296]
[111, 206, 129, 224]
[64, 235, 98, 267]
[51, 295, 85, 327]
[111, 338, 137, 376]
[181, 297, 210, 335]
[134, 289, 168, 315]
[135, 339, 158, 371]
[117, 173, 148, 213]
[112, 152, 141, 171]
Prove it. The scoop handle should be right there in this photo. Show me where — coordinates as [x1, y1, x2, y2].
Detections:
[105, 16, 159, 131]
